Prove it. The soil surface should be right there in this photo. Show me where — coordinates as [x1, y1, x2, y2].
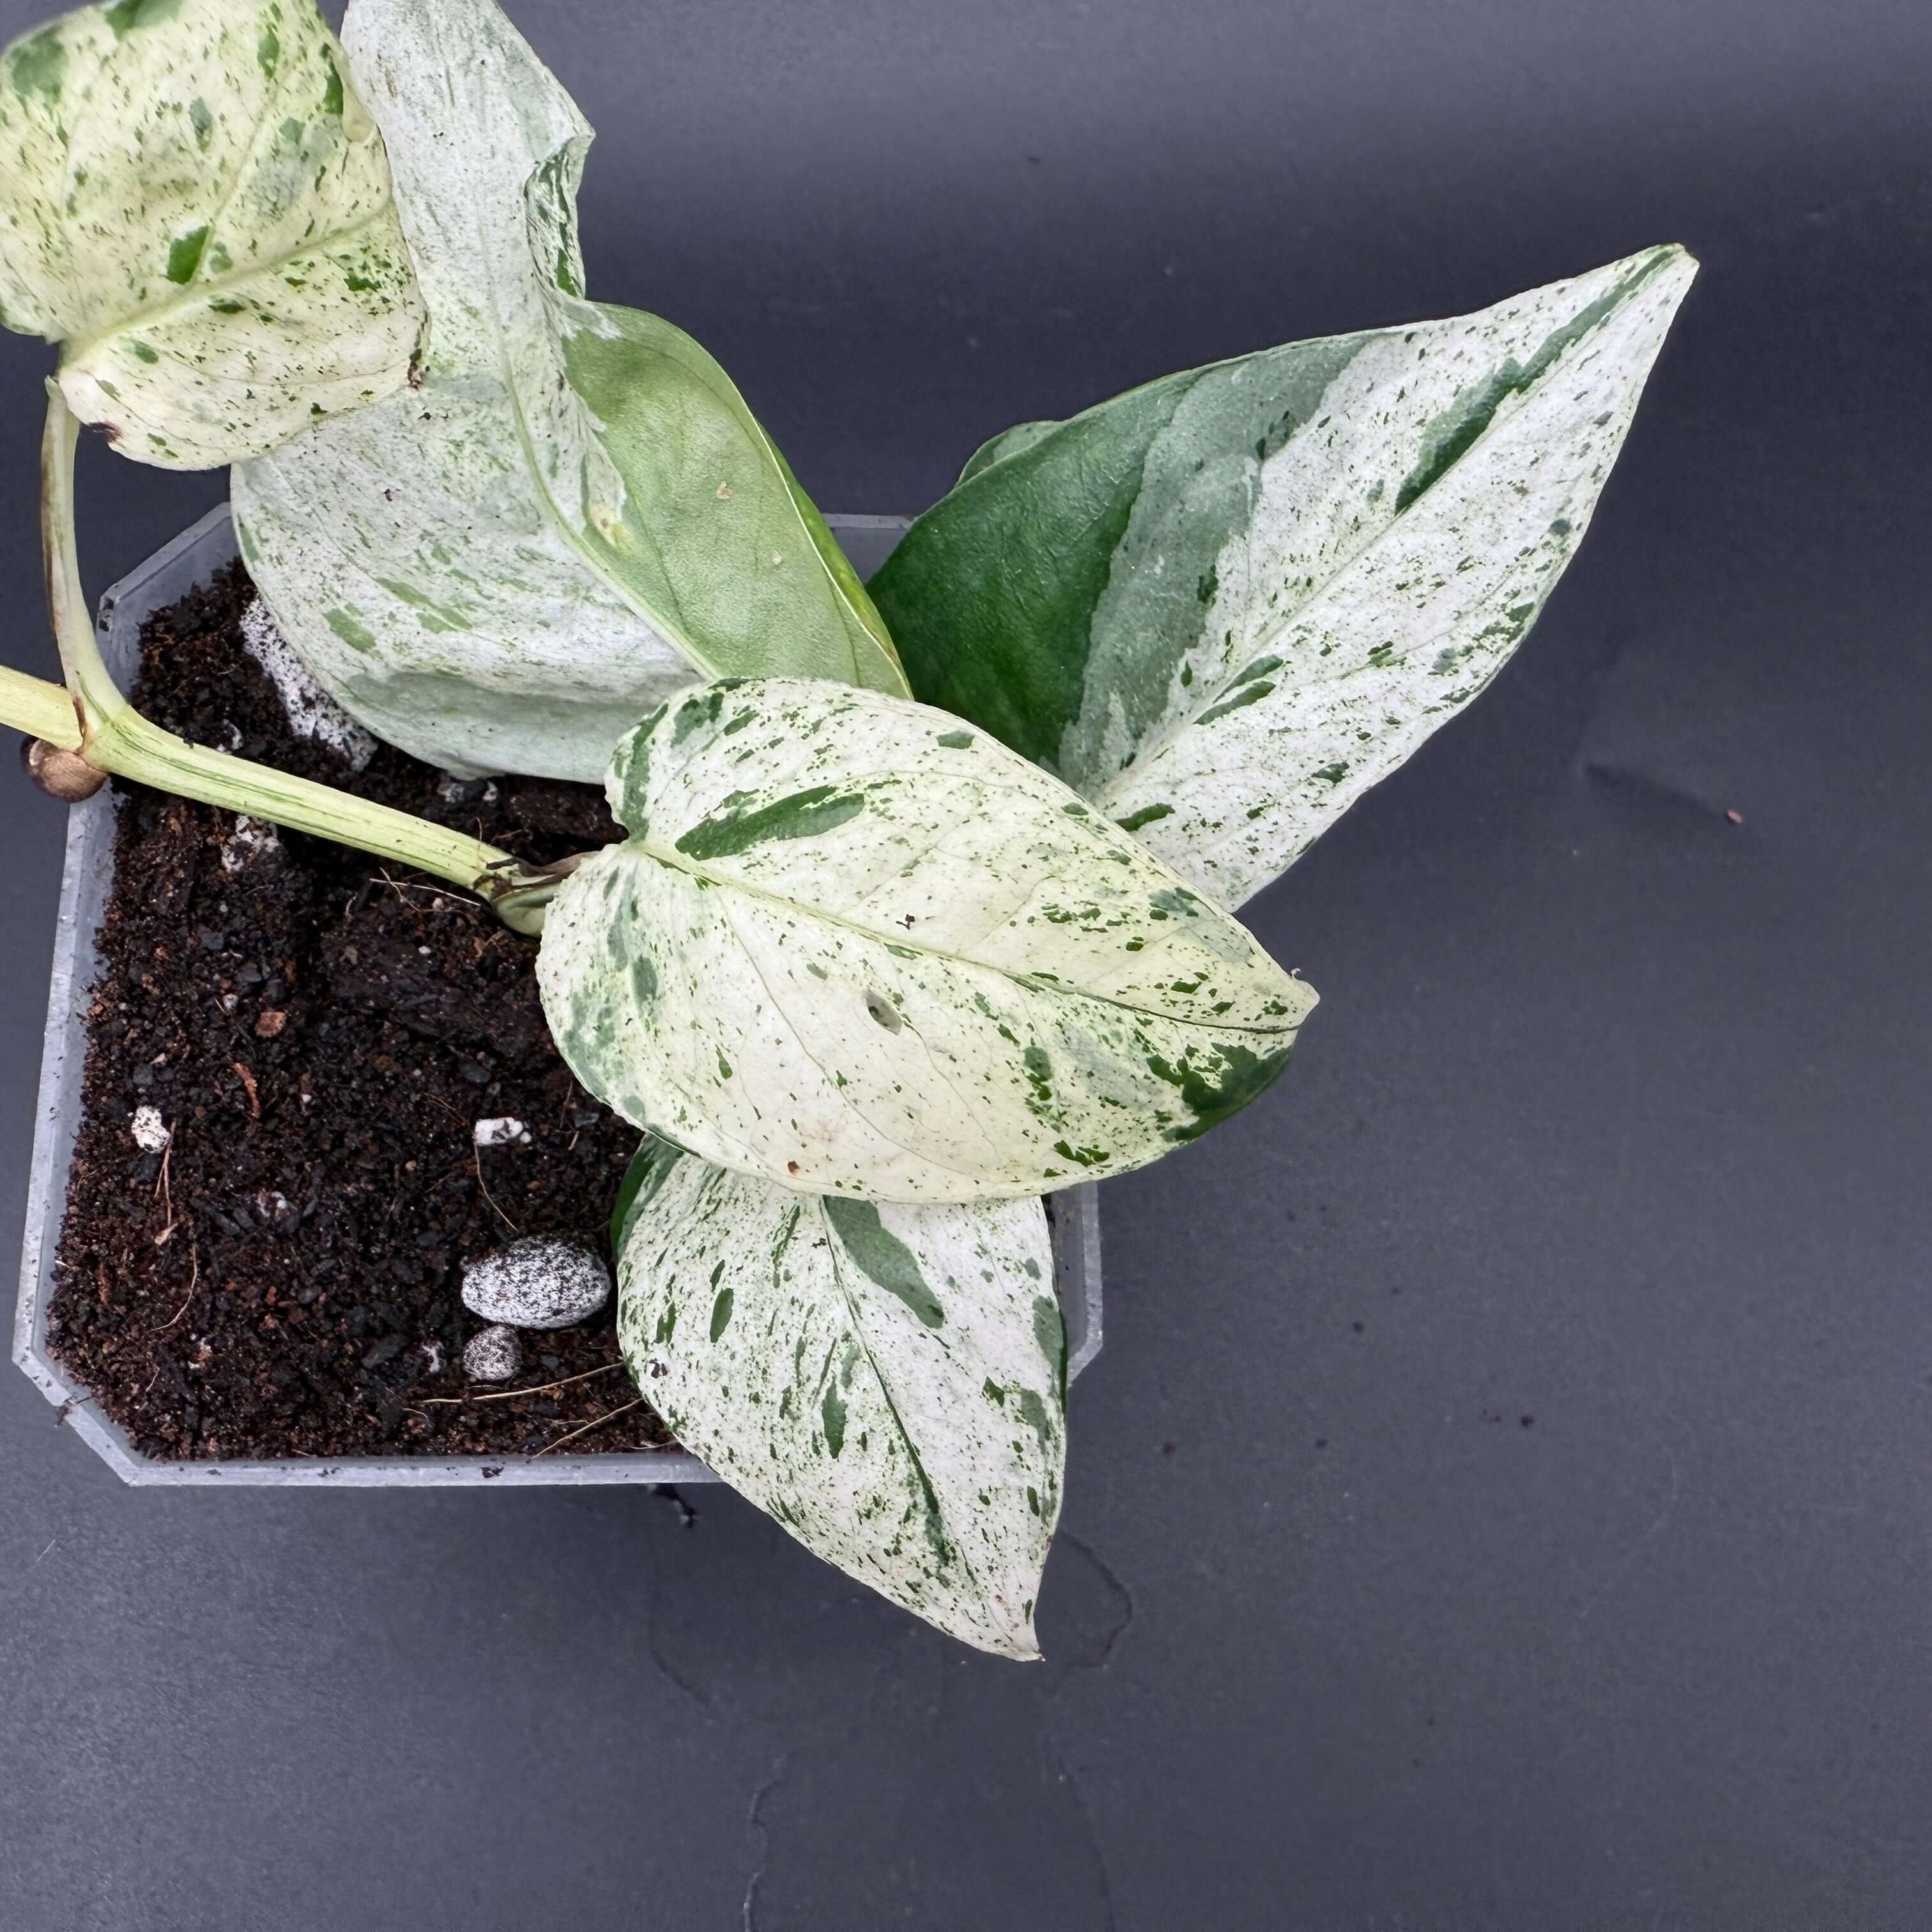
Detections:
[45, 562, 678, 1460]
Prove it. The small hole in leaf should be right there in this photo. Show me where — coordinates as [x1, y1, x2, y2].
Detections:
[864, 991, 902, 1033]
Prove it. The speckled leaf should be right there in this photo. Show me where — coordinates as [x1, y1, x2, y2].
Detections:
[0, 0, 424, 468]
[230, 0, 903, 781]
[535, 677, 1315, 1202]
[614, 1138, 1063, 1657]
[870, 247, 1697, 906]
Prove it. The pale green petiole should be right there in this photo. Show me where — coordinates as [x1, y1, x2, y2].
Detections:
[0, 389, 557, 936]
[0, 660, 79, 750]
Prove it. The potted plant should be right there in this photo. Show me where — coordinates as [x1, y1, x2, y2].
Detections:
[0, 0, 1692, 1656]
[13, 497, 1104, 1495]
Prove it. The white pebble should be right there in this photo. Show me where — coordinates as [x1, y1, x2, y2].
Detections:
[240, 598, 379, 772]
[461, 1239, 610, 1331]
[472, 1116, 530, 1147]
[436, 772, 500, 804]
[220, 815, 281, 874]
[463, 1325, 522, 1382]
[131, 1106, 169, 1153]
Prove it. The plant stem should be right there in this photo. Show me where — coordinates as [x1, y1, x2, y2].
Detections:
[12, 388, 558, 935]
[41, 385, 125, 726]
[0, 661, 79, 749]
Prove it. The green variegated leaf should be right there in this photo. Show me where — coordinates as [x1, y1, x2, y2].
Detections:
[231, 0, 905, 783]
[614, 1138, 1063, 1658]
[536, 677, 1315, 1202]
[870, 247, 1697, 907]
[0, 0, 424, 468]
[955, 418, 1059, 487]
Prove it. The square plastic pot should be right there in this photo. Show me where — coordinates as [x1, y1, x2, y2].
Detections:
[12, 505, 1103, 1487]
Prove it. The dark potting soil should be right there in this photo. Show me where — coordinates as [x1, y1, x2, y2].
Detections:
[44, 560, 678, 1460]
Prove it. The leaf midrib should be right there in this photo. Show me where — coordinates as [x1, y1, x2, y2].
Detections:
[372, 3, 723, 686]
[61, 204, 399, 369]
[822, 1213, 1010, 1642]
[611, 816, 1307, 1043]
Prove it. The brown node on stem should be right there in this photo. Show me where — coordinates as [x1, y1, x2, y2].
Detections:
[20, 736, 107, 802]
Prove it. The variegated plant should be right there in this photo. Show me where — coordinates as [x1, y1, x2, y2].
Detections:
[229, 0, 903, 783]
[0, 0, 1696, 1658]
[0, 0, 424, 468]
[870, 246, 1696, 906]
[535, 678, 1315, 1202]
[611, 1142, 1066, 1659]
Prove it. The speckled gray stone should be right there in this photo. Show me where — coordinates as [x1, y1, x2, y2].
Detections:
[463, 1324, 523, 1382]
[461, 1239, 611, 1331]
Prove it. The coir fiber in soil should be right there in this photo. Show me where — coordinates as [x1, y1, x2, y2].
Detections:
[45, 561, 678, 1460]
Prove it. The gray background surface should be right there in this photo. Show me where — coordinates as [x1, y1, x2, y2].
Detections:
[3, 1, 1928, 1926]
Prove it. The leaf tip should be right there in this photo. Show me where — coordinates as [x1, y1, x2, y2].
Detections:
[983, 1618, 1044, 1663]
[1623, 241, 1699, 316]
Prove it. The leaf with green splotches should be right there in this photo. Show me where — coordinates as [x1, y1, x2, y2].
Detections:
[870, 247, 1697, 907]
[535, 676, 1315, 1203]
[0, 0, 424, 469]
[613, 1138, 1064, 1659]
[230, 0, 904, 783]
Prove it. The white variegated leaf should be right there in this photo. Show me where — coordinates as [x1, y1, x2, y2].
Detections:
[0, 0, 424, 468]
[613, 1139, 1063, 1658]
[231, 0, 904, 782]
[536, 677, 1315, 1202]
[870, 247, 1696, 906]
